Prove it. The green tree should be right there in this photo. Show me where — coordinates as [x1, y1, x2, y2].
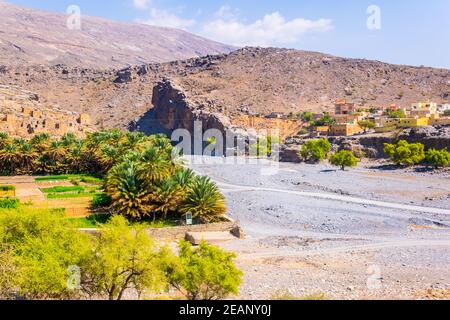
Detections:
[425, 148, 450, 169]
[300, 138, 332, 163]
[384, 140, 425, 166]
[0, 132, 10, 149]
[358, 120, 375, 133]
[106, 160, 152, 220]
[149, 179, 185, 221]
[0, 209, 92, 300]
[329, 150, 359, 171]
[82, 216, 166, 300]
[301, 111, 313, 122]
[383, 109, 406, 119]
[313, 113, 336, 126]
[138, 146, 174, 184]
[164, 241, 242, 300]
[181, 176, 226, 223]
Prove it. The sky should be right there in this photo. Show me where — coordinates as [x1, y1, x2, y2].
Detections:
[6, 0, 450, 68]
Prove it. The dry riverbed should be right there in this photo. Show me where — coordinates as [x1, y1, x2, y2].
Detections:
[188, 156, 450, 300]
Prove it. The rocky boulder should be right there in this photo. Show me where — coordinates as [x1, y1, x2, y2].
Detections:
[113, 68, 133, 84]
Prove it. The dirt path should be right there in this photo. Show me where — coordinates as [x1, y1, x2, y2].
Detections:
[0, 176, 45, 202]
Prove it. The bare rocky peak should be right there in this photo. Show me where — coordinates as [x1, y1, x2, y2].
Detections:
[0, 1, 234, 69]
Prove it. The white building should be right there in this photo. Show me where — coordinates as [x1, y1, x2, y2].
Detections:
[438, 104, 450, 113]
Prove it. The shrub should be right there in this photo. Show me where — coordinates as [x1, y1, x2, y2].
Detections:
[80, 176, 103, 184]
[163, 241, 243, 300]
[0, 186, 15, 191]
[313, 113, 336, 126]
[92, 193, 113, 208]
[425, 148, 450, 169]
[0, 198, 19, 209]
[384, 140, 425, 166]
[300, 138, 331, 163]
[383, 109, 406, 119]
[181, 176, 226, 223]
[329, 150, 359, 170]
[357, 120, 375, 133]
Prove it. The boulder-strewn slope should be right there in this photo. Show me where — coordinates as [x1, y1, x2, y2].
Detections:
[0, 1, 234, 68]
[1, 48, 449, 135]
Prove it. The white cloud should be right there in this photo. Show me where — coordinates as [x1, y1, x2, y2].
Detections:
[214, 5, 240, 19]
[201, 10, 333, 47]
[133, 0, 151, 10]
[141, 8, 196, 30]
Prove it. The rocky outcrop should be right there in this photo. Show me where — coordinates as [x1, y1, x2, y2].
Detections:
[280, 145, 302, 163]
[280, 126, 450, 163]
[151, 78, 232, 134]
[114, 68, 133, 84]
[398, 126, 450, 150]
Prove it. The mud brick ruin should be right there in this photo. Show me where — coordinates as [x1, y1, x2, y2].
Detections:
[0, 85, 93, 138]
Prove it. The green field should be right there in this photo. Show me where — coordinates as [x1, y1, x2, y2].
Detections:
[35, 174, 103, 183]
[41, 186, 85, 194]
[46, 192, 103, 199]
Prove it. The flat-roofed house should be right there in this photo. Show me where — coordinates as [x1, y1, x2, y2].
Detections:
[335, 99, 356, 115]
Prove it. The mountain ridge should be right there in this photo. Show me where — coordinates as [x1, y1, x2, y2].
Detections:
[0, 1, 234, 69]
[1, 47, 448, 135]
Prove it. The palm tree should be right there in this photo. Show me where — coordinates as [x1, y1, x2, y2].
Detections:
[172, 168, 195, 189]
[122, 131, 148, 151]
[0, 143, 22, 175]
[106, 160, 152, 220]
[138, 146, 173, 184]
[30, 133, 52, 153]
[96, 144, 120, 173]
[67, 140, 84, 173]
[181, 176, 226, 223]
[60, 133, 77, 147]
[149, 179, 185, 221]
[0, 132, 10, 149]
[16, 140, 37, 174]
[40, 141, 69, 173]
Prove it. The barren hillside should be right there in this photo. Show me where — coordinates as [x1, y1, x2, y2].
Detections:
[1, 47, 449, 136]
[0, 1, 233, 68]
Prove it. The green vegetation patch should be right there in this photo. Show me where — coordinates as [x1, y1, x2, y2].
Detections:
[35, 175, 70, 182]
[41, 186, 85, 194]
[0, 198, 20, 209]
[68, 214, 179, 229]
[47, 192, 102, 199]
[80, 176, 103, 184]
[0, 185, 15, 191]
[91, 193, 112, 208]
[36, 174, 103, 184]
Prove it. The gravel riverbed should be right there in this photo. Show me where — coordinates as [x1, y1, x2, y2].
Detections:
[188, 156, 450, 300]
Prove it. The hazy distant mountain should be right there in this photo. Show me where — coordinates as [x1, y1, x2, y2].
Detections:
[0, 1, 234, 68]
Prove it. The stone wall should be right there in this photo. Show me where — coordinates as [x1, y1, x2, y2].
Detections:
[81, 220, 239, 241]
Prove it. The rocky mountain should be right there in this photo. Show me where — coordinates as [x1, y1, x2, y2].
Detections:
[0, 1, 234, 68]
[1, 47, 449, 138]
